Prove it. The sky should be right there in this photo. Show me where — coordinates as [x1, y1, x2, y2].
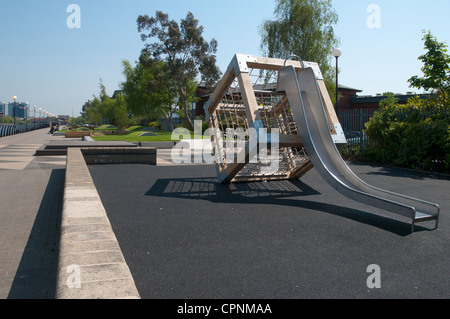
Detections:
[1, 0, 449, 117]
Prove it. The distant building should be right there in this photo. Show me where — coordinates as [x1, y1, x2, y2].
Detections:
[336, 85, 363, 109]
[336, 85, 431, 110]
[8, 102, 27, 118]
[0, 103, 4, 117]
[159, 78, 436, 120]
[58, 115, 70, 125]
[334, 86, 433, 132]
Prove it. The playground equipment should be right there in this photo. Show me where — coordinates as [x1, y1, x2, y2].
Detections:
[204, 54, 439, 232]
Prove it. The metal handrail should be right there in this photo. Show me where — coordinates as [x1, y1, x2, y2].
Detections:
[284, 55, 305, 68]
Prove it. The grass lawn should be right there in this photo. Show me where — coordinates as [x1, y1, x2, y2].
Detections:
[61, 125, 208, 142]
[92, 131, 176, 142]
[89, 126, 206, 142]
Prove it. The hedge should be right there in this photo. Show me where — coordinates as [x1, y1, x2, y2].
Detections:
[363, 95, 450, 173]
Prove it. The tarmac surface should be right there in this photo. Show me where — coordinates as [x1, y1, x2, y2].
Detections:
[88, 160, 450, 299]
[1, 127, 449, 299]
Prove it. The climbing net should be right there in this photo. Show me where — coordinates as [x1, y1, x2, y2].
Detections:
[209, 67, 311, 183]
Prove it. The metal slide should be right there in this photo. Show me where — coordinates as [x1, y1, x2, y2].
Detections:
[277, 66, 440, 232]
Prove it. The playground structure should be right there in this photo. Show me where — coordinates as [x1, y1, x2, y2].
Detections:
[204, 54, 440, 232]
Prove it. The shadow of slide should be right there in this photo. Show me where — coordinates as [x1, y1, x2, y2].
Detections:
[146, 177, 419, 236]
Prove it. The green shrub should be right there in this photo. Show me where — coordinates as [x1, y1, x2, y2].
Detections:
[396, 118, 448, 171]
[363, 95, 450, 173]
[148, 121, 162, 131]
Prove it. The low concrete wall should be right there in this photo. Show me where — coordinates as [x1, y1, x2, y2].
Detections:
[35, 141, 139, 157]
[81, 147, 156, 165]
[138, 141, 176, 149]
[56, 148, 141, 299]
[65, 131, 92, 139]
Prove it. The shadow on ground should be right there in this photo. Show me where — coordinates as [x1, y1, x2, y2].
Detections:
[7, 169, 64, 299]
[146, 176, 420, 237]
[349, 161, 450, 181]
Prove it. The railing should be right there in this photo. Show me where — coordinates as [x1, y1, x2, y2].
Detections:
[337, 108, 378, 153]
[337, 106, 450, 155]
[0, 123, 49, 138]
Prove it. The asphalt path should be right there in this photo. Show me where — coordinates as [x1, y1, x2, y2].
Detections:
[88, 162, 450, 299]
[0, 128, 66, 299]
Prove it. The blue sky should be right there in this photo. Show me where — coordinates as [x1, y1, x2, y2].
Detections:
[1, 0, 449, 117]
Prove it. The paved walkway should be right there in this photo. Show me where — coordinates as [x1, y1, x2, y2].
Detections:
[0, 130, 204, 299]
[0, 128, 67, 299]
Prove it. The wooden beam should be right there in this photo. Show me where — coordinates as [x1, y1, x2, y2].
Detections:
[237, 72, 262, 128]
[232, 174, 291, 183]
[218, 141, 255, 184]
[207, 68, 235, 114]
[279, 134, 303, 148]
[317, 80, 338, 135]
[287, 161, 314, 180]
[247, 56, 304, 72]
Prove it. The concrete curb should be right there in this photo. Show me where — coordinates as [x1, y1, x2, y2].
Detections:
[56, 148, 141, 299]
[82, 147, 156, 165]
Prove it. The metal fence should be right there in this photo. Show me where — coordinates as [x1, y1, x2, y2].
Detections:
[0, 123, 48, 138]
[337, 108, 378, 152]
[337, 106, 450, 155]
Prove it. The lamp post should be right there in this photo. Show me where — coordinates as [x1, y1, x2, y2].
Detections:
[33, 106, 36, 130]
[332, 48, 342, 111]
[26, 102, 29, 131]
[38, 108, 42, 127]
[12, 96, 17, 133]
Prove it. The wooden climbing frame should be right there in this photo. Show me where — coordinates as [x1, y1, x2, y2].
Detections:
[204, 54, 344, 184]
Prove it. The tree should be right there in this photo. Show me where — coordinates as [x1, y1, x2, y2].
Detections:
[260, 0, 339, 97]
[112, 93, 129, 129]
[82, 80, 129, 127]
[98, 80, 116, 123]
[122, 59, 154, 121]
[86, 97, 103, 126]
[81, 100, 92, 119]
[122, 57, 178, 130]
[137, 11, 221, 130]
[408, 31, 450, 107]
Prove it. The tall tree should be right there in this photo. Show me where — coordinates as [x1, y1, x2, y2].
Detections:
[82, 80, 128, 127]
[122, 59, 155, 120]
[112, 93, 129, 129]
[86, 97, 103, 126]
[260, 0, 339, 96]
[137, 11, 221, 130]
[408, 30, 450, 107]
[81, 100, 93, 119]
[122, 57, 178, 130]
